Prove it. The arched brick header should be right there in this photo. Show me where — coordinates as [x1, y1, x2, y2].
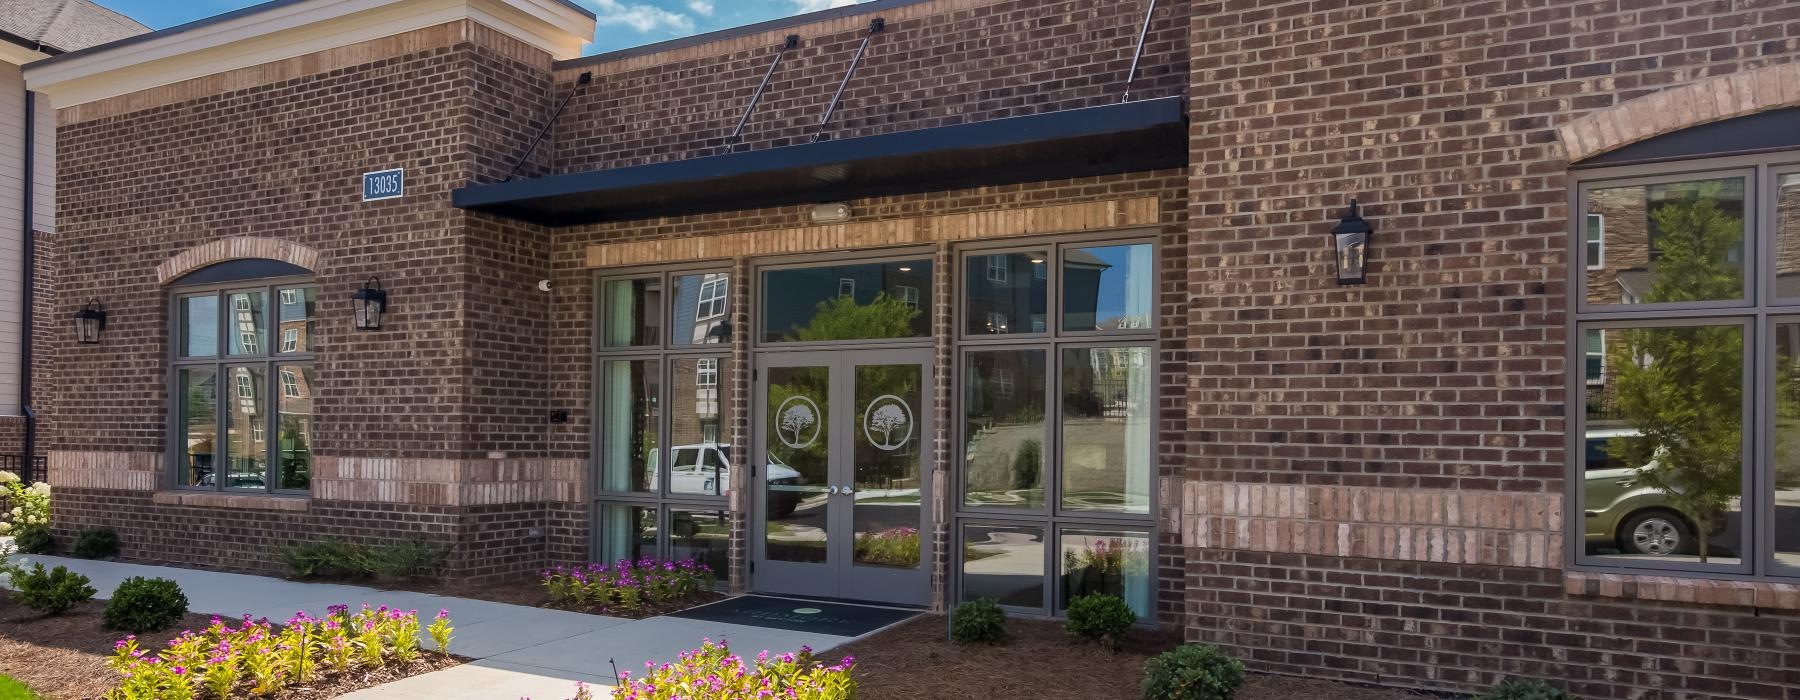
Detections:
[1559, 62, 1800, 163]
[155, 237, 320, 285]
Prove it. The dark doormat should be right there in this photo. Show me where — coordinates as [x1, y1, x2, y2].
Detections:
[667, 595, 919, 637]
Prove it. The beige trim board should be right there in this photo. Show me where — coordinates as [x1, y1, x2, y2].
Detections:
[585, 197, 1161, 268]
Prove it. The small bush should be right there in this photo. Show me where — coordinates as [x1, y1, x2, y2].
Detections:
[72, 527, 119, 559]
[10, 523, 54, 554]
[1479, 678, 1580, 700]
[1065, 593, 1136, 649]
[7, 563, 96, 615]
[102, 577, 189, 633]
[279, 537, 448, 582]
[362, 538, 450, 583]
[950, 598, 1008, 645]
[1141, 644, 1246, 700]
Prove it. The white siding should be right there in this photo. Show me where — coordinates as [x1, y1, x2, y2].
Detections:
[0, 61, 27, 416]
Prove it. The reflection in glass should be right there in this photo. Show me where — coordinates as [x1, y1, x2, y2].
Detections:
[1060, 347, 1151, 514]
[964, 350, 1046, 509]
[1058, 529, 1150, 617]
[225, 365, 267, 489]
[1780, 175, 1800, 299]
[670, 508, 730, 577]
[672, 273, 731, 345]
[669, 357, 731, 495]
[277, 287, 316, 354]
[1773, 323, 1800, 570]
[602, 277, 662, 347]
[181, 295, 219, 358]
[853, 364, 923, 569]
[599, 505, 657, 564]
[966, 251, 1047, 335]
[766, 366, 831, 563]
[1063, 244, 1153, 332]
[179, 368, 217, 487]
[1583, 324, 1742, 564]
[962, 523, 1043, 608]
[600, 359, 659, 493]
[277, 365, 314, 490]
[760, 261, 932, 343]
[226, 290, 267, 356]
[1585, 177, 1746, 305]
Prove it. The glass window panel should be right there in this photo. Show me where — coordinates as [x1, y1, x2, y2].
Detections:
[1062, 244, 1154, 332]
[276, 286, 316, 354]
[602, 277, 662, 348]
[1582, 324, 1743, 565]
[226, 290, 267, 356]
[1058, 529, 1151, 617]
[1772, 322, 1800, 572]
[961, 523, 1044, 609]
[965, 251, 1047, 336]
[669, 508, 730, 578]
[671, 273, 731, 346]
[760, 260, 933, 343]
[1584, 177, 1746, 305]
[852, 363, 924, 570]
[224, 365, 268, 490]
[1779, 174, 1800, 300]
[181, 295, 219, 358]
[178, 368, 217, 487]
[600, 359, 659, 493]
[1060, 347, 1152, 515]
[277, 365, 314, 491]
[765, 365, 830, 563]
[963, 350, 1046, 509]
[1586, 214, 1605, 270]
[669, 357, 733, 496]
[598, 504, 657, 565]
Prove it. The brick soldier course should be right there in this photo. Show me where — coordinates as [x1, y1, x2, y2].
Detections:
[12, 0, 1800, 698]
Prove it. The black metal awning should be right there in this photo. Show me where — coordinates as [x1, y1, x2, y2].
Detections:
[452, 96, 1187, 227]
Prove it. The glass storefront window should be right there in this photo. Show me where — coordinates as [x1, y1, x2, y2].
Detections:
[277, 286, 316, 354]
[1771, 322, 1800, 573]
[670, 508, 730, 576]
[599, 359, 659, 493]
[178, 368, 217, 487]
[1060, 347, 1152, 515]
[225, 365, 268, 490]
[1780, 174, 1800, 301]
[181, 295, 218, 358]
[966, 251, 1047, 335]
[598, 505, 658, 565]
[760, 260, 933, 343]
[669, 357, 732, 496]
[961, 523, 1044, 608]
[602, 277, 662, 347]
[1058, 529, 1150, 617]
[672, 273, 731, 345]
[1584, 176, 1746, 306]
[1062, 243, 1153, 333]
[226, 290, 267, 356]
[276, 365, 315, 491]
[964, 350, 1046, 509]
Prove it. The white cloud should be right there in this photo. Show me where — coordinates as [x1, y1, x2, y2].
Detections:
[791, 0, 860, 12]
[586, 0, 694, 34]
[687, 0, 714, 16]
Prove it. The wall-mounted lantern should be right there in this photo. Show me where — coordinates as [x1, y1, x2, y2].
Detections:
[74, 299, 106, 344]
[1331, 199, 1373, 285]
[352, 277, 388, 331]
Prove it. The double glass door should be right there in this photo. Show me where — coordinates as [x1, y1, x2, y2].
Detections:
[753, 349, 932, 605]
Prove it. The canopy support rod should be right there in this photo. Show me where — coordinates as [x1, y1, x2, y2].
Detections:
[1122, 0, 1158, 103]
[503, 71, 592, 183]
[724, 35, 800, 151]
[813, 18, 884, 144]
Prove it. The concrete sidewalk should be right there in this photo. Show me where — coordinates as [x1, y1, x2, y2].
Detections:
[2, 552, 876, 700]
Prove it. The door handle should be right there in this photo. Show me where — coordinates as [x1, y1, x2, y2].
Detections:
[827, 485, 840, 495]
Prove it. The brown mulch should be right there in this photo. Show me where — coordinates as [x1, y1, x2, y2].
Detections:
[830, 616, 1433, 700]
[402, 574, 726, 619]
[0, 593, 459, 700]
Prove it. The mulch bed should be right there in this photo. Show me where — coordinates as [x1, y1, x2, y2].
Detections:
[831, 616, 1433, 700]
[403, 574, 727, 619]
[0, 593, 459, 700]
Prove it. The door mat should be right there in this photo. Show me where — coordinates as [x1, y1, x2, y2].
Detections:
[666, 595, 918, 637]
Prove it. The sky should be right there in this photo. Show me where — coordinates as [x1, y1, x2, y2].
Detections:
[95, 0, 868, 54]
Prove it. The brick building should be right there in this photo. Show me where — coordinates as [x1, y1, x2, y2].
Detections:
[13, 0, 1800, 697]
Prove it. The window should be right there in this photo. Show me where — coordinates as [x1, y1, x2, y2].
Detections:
[838, 277, 856, 298]
[1572, 153, 1800, 581]
[896, 285, 920, 310]
[760, 259, 933, 343]
[695, 358, 718, 387]
[696, 277, 728, 319]
[173, 278, 316, 493]
[987, 256, 1010, 283]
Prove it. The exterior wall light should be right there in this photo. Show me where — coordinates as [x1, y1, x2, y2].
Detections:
[1331, 199, 1373, 285]
[352, 277, 388, 331]
[74, 299, 106, 344]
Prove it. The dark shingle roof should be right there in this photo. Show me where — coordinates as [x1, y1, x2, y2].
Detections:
[0, 0, 148, 55]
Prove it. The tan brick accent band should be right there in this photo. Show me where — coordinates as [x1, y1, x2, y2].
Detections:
[1565, 570, 1800, 610]
[585, 197, 1160, 268]
[313, 456, 585, 506]
[152, 490, 310, 512]
[1560, 62, 1800, 163]
[1182, 482, 1564, 569]
[155, 237, 321, 285]
[48, 451, 161, 491]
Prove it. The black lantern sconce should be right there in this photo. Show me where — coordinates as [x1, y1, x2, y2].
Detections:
[73, 299, 106, 345]
[1331, 199, 1373, 285]
[351, 277, 389, 331]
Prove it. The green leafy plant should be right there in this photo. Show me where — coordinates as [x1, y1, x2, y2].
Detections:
[10, 523, 54, 554]
[950, 598, 1008, 645]
[542, 558, 716, 614]
[72, 527, 120, 559]
[1141, 644, 1246, 700]
[360, 538, 450, 582]
[278, 537, 448, 582]
[1478, 678, 1580, 700]
[102, 577, 189, 634]
[5, 563, 96, 615]
[0, 471, 49, 538]
[609, 639, 854, 699]
[852, 527, 921, 568]
[1066, 593, 1136, 649]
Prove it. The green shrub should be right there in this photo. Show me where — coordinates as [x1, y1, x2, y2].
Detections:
[71, 527, 119, 559]
[1479, 678, 1580, 700]
[1141, 644, 1246, 700]
[950, 598, 1008, 645]
[361, 538, 450, 582]
[10, 523, 53, 554]
[6, 563, 95, 615]
[280, 537, 448, 582]
[1065, 593, 1136, 649]
[102, 577, 189, 633]
[279, 538, 362, 579]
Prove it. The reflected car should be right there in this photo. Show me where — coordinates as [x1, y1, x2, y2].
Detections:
[647, 443, 803, 516]
[1583, 428, 1706, 557]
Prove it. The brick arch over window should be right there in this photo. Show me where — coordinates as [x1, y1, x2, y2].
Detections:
[155, 237, 320, 285]
[1559, 62, 1800, 163]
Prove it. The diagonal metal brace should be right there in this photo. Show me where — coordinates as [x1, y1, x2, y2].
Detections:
[724, 34, 801, 151]
[1122, 0, 1159, 103]
[812, 18, 885, 144]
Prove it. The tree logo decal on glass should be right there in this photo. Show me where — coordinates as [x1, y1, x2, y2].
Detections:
[862, 395, 913, 452]
[775, 396, 822, 449]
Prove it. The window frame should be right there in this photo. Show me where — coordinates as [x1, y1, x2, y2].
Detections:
[1576, 166, 1757, 315]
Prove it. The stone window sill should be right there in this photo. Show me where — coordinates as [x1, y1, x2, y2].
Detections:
[1564, 570, 1800, 610]
[152, 490, 310, 512]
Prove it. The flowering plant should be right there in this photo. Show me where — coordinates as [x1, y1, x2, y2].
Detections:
[0, 471, 49, 536]
[101, 604, 454, 699]
[542, 558, 715, 614]
[852, 527, 920, 568]
[609, 640, 855, 700]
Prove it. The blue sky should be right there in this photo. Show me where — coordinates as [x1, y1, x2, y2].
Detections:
[95, 0, 867, 54]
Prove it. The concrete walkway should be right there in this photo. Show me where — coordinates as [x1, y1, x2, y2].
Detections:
[2, 552, 885, 700]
